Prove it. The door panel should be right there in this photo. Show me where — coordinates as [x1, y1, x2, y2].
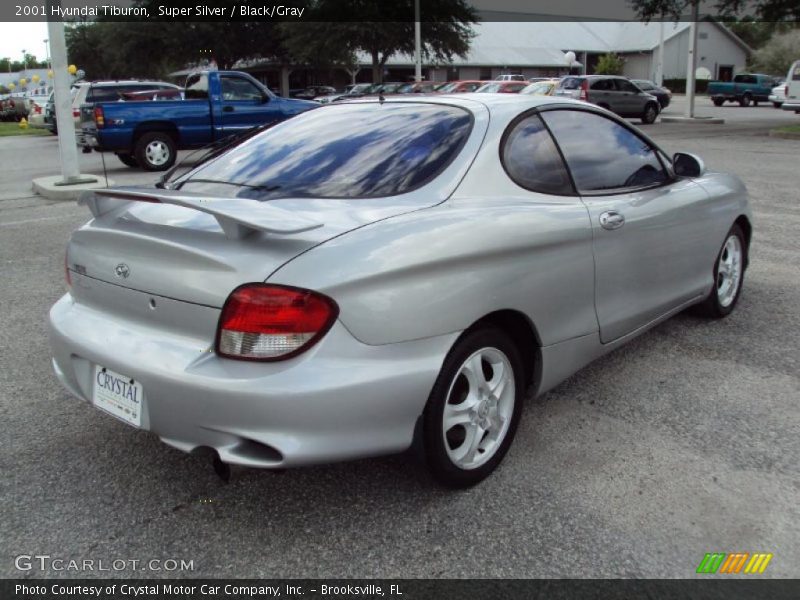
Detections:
[583, 179, 713, 342]
[216, 75, 280, 136]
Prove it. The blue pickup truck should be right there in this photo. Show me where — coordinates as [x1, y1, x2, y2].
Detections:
[707, 73, 778, 107]
[81, 71, 318, 170]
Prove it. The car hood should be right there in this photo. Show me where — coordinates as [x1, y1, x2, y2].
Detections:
[67, 188, 436, 308]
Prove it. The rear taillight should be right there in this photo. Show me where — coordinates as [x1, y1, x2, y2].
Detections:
[216, 284, 338, 361]
[72, 108, 80, 118]
[579, 80, 589, 101]
[94, 106, 105, 128]
[34, 105, 42, 114]
[786, 85, 789, 97]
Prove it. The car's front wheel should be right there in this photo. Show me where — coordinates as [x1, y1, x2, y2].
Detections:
[712, 98, 725, 107]
[422, 327, 524, 487]
[694, 224, 747, 318]
[135, 132, 177, 171]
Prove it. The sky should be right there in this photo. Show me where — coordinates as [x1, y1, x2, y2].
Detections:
[0, 22, 50, 64]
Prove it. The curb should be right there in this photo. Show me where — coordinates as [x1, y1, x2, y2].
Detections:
[769, 129, 800, 140]
[32, 175, 112, 201]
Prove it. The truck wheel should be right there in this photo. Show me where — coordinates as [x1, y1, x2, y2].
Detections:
[115, 153, 139, 168]
[739, 93, 752, 107]
[641, 102, 658, 124]
[773, 102, 782, 108]
[134, 132, 176, 171]
[712, 98, 724, 107]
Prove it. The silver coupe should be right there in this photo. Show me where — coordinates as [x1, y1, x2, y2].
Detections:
[49, 94, 751, 487]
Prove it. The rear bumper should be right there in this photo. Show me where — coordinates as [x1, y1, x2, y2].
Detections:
[782, 102, 800, 111]
[49, 291, 456, 468]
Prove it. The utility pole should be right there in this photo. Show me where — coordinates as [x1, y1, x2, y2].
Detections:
[656, 21, 664, 86]
[414, 0, 422, 82]
[684, 2, 699, 118]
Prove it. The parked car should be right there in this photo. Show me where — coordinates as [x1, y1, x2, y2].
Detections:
[768, 82, 785, 108]
[80, 70, 317, 170]
[476, 81, 527, 94]
[294, 85, 337, 100]
[781, 61, 800, 113]
[50, 95, 751, 487]
[369, 82, 406, 95]
[555, 75, 660, 124]
[520, 79, 560, 96]
[396, 81, 437, 94]
[315, 83, 366, 104]
[495, 74, 526, 81]
[631, 79, 672, 109]
[707, 73, 776, 107]
[435, 80, 486, 94]
[1, 94, 29, 121]
[75, 80, 181, 146]
[25, 94, 50, 128]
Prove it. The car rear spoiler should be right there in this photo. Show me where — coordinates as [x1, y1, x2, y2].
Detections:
[79, 188, 324, 240]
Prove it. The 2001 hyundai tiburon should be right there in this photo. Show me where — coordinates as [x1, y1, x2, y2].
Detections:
[50, 94, 751, 487]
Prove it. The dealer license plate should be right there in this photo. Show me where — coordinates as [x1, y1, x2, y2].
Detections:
[92, 365, 142, 427]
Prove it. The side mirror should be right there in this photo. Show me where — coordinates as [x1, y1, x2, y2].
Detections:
[673, 152, 705, 177]
[260, 93, 270, 104]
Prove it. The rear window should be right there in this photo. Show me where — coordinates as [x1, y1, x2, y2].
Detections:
[176, 103, 473, 199]
[559, 77, 585, 90]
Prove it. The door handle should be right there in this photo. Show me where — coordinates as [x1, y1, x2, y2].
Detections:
[223, 105, 234, 112]
[599, 211, 625, 230]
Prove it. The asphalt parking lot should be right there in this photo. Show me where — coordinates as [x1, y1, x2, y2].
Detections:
[1, 97, 798, 579]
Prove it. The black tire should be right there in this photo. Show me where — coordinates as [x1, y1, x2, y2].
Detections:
[753, 100, 759, 107]
[712, 98, 724, 107]
[773, 102, 782, 109]
[115, 153, 139, 168]
[693, 224, 747, 318]
[134, 132, 176, 171]
[739, 93, 751, 107]
[422, 327, 525, 488]
[641, 102, 658, 124]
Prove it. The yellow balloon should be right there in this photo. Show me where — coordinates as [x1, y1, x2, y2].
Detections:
[19, 78, 27, 86]
[68, 64, 77, 75]
[8, 82, 15, 89]
[32, 74, 40, 83]
[47, 69, 54, 78]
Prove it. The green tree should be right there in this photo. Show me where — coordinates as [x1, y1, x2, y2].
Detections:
[594, 53, 625, 75]
[751, 29, 800, 76]
[283, 0, 478, 83]
[630, 0, 800, 21]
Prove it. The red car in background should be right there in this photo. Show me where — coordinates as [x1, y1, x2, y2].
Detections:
[435, 80, 487, 94]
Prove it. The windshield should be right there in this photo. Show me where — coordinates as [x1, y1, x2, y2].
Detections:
[174, 102, 473, 199]
[476, 83, 501, 93]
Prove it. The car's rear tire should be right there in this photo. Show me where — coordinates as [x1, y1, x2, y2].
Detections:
[712, 98, 725, 107]
[693, 224, 747, 318]
[739, 93, 752, 107]
[422, 327, 524, 488]
[134, 132, 176, 171]
[773, 102, 782, 108]
[641, 102, 658, 124]
[116, 153, 139, 168]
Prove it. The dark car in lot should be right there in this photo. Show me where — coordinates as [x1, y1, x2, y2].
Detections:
[294, 85, 337, 100]
[555, 75, 660, 124]
[632, 79, 672, 109]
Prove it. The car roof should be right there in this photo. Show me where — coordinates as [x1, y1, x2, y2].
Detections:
[339, 92, 589, 114]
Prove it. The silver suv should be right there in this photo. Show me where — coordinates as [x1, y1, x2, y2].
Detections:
[555, 75, 661, 124]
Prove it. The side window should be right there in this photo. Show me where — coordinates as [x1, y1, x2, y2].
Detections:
[185, 74, 209, 99]
[501, 113, 573, 195]
[220, 76, 263, 101]
[542, 109, 669, 193]
[591, 79, 613, 91]
[616, 79, 638, 93]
